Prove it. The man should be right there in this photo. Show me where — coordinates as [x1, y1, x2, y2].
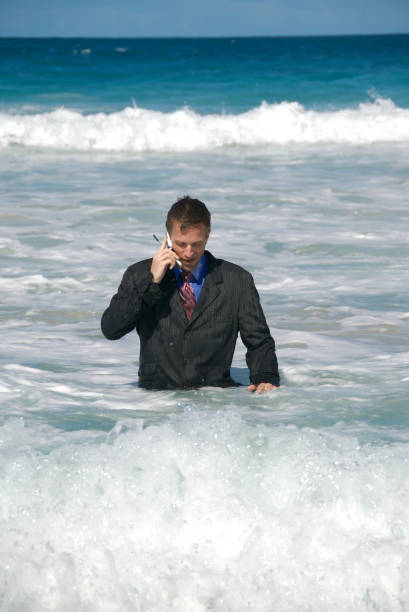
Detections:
[101, 196, 279, 393]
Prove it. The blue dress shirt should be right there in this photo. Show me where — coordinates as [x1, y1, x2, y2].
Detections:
[174, 254, 208, 302]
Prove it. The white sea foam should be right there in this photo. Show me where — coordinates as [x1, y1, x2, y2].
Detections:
[1, 98, 409, 152]
[0, 274, 86, 296]
[1, 410, 408, 611]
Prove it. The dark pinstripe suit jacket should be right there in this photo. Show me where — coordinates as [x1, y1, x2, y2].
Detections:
[101, 251, 279, 389]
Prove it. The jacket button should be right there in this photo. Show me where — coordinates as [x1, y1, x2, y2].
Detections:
[169, 342, 174, 347]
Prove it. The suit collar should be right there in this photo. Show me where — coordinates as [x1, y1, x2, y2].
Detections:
[205, 250, 222, 277]
[162, 251, 223, 326]
[173, 252, 208, 284]
[187, 251, 222, 326]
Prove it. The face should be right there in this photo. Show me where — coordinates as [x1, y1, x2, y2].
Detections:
[169, 222, 209, 271]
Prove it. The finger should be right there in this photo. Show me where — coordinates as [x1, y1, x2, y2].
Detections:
[257, 384, 278, 394]
[155, 247, 174, 262]
[247, 384, 256, 392]
[160, 234, 168, 250]
[167, 249, 178, 267]
[158, 249, 177, 265]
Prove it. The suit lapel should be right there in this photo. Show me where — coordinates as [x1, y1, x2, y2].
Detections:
[161, 252, 223, 327]
[162, 271, 187, 326]
[187, 252, 223, 327]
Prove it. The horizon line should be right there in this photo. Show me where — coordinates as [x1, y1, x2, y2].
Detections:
[1, 32, 408, 40]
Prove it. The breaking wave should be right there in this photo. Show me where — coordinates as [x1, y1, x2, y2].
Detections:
[1, 98, 409, 152]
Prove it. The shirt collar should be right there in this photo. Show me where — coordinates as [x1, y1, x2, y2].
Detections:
[174, 253, 208, 283]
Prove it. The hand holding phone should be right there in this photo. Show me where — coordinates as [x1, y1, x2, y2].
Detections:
[166, 232, 182, 267]
[153, 233, 182, 267]
[151, 234, 182, 283]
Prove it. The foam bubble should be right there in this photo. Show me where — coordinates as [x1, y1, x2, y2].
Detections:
[1, 98, 409, 152]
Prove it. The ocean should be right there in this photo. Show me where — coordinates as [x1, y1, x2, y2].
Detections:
[1, 35, 409, 610]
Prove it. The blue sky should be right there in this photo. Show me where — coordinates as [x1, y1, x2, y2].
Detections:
[1, 0, 408, 37]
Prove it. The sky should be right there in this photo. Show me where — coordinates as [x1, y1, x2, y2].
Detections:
[0, 0, 408, 38]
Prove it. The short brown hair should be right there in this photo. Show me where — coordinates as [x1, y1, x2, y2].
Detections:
[166, 196, 211, 234]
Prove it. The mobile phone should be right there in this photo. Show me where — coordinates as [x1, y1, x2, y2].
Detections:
[167, 233, 182, 267]
[153, 233, 182, 267]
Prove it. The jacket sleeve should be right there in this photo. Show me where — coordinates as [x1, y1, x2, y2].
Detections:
[238, 272, 280, 387]
[101, 264, 165, 340]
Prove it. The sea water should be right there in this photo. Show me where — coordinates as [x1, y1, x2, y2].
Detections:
[1, 36, 409, 611]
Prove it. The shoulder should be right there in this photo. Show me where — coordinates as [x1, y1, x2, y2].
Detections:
[221, 259, 252, 279]
[125, 258, 152, 276]
[120, 258, 153, 284]
[207, 251, 253, 283]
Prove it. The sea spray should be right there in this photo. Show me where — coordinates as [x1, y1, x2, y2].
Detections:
[1, 98, 409, 152]
[1, 409, 409, 611]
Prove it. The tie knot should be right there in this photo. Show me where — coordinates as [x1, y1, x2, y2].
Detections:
[182, 271, 192, 282]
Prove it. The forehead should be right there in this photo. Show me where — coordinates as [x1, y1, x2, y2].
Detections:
[170, 222, 209, 241]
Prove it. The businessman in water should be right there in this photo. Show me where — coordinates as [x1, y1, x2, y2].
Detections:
[101, 196, 279, 392]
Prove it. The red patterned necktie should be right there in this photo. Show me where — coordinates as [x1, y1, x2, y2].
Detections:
[179, 271, 196, 320]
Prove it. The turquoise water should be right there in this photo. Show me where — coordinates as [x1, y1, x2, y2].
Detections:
[2, 35, 409, 113]
[1, 36, 409, 611]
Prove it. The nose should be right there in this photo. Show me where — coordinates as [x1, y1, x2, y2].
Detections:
[185, 245, 194, 257]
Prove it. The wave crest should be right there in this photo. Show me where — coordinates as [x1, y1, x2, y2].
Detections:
[1, 98, 408, 152]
